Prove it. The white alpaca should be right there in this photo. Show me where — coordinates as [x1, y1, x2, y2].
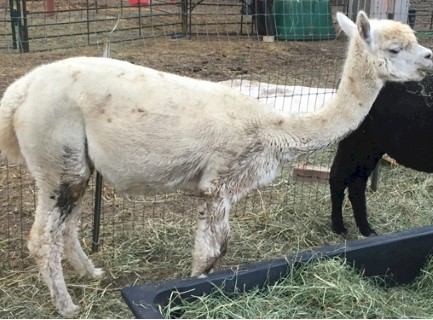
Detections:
[0, 11, 431, 317]
[219, 79, 337, 113]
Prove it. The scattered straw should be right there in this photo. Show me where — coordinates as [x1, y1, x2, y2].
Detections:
[1, 35, 433, 318]
[2, 147, 433, 318]
[162, 257, 433, 319]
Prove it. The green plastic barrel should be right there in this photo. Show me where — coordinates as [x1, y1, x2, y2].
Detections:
[273, 0, 336, 41]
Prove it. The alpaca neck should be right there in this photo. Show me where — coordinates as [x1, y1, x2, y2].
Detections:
[278, 38, 384, 160]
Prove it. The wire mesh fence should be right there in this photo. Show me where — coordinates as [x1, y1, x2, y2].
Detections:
[1, 0, 432, 52]
[0, 0, 432, 317]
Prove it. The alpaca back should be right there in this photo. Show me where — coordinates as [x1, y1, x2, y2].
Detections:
[0, 57, 281, 195]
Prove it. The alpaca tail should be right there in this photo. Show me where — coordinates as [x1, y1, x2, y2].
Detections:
[0, 78, 27, 164]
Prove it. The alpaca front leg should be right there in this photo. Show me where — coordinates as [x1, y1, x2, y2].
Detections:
[348, 176, 377, 237]
[329, 175, 348, 235]
[28, 205, 80, 318]
[191, 198, 230, 277]
[330, 143, 352, 235]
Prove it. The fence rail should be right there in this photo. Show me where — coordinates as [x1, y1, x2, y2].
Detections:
[3, 0, 188, 52]
[1, 0, 432, 53]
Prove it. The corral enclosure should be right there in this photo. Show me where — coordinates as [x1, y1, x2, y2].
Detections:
[0, 0, 433, 318]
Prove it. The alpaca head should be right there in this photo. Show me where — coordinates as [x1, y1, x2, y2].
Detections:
[337, 11, 432, 82]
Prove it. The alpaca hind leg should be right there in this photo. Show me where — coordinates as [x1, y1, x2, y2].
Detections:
[28, 198, 80, 318]
[17, 105, 91, 316]
[191, 197, 230, 277]
[63, 190, 105, 279]
[51, 145, 102, 278]
[28, 147, 92, 317]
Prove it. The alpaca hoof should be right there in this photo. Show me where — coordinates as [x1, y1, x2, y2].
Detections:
[191, 256, 218, 277]
[359, 226, 377, 237]
[59, 303, 80, 318]
[332, 224, 347, 235]
[195, 267, 215, 279]
[191, 267, 214, 278]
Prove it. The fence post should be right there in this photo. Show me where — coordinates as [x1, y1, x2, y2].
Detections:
[9, 0, 17, 49]
[15, 0, 29, 52]
[181, 0, 188, 35]
[21, 0, 28, 51]
[91, 23, 118, 253]
[86, 0, 90, 44]
[92, 172, 103, 252]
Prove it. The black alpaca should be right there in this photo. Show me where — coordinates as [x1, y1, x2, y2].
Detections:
[329, 75, 433, 236]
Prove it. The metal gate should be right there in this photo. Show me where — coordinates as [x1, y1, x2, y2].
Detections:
[4, 0, 187, 52]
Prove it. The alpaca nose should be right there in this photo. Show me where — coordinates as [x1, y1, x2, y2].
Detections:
[425, 49, 432, 60]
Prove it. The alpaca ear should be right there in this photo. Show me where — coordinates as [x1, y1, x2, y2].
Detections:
[356, 11, 372, 45]
[337, 12, 357, 38]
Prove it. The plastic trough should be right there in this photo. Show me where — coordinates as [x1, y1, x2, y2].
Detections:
[121, 224, 433, 318]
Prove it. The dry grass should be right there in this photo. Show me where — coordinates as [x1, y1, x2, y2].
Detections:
[162, 256, 433, 318]
[1, 146, 433, 318]
[0, 4, 432, 317]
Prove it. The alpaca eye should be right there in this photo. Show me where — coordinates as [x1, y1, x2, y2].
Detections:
[388, 48, 401, 54]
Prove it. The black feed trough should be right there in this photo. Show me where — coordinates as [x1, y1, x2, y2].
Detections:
[121, 225, 433, 319]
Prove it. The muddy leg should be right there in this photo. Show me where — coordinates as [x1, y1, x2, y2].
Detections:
[63, 197, 104, 279]
[28, 197, 80, 318]
[191, 197, 230, 277]
[27, 145, 93, 317]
